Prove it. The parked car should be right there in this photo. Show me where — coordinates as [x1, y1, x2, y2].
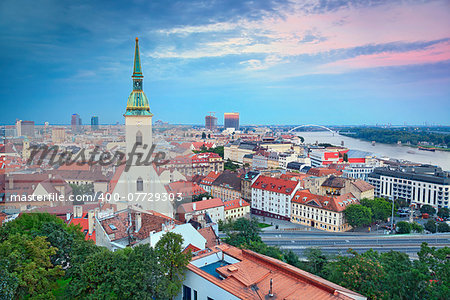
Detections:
[435, 217, 444, 222]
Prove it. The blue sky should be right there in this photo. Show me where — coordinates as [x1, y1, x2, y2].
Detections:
[1, 0, 449, 125]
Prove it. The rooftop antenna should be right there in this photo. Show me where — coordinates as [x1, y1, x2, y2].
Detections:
[269, 278, 274, 297]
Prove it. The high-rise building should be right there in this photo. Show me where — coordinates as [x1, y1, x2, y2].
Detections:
[224, 112, 239, 130]
[16, 120, 35, 137]
[71, 114, 82, 132]
[91, 116, 99, 131]
[205, 113, 217, 131]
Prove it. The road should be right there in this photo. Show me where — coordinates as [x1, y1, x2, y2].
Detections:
[260, 232, 450, 258]
[219, 231, 450, 258]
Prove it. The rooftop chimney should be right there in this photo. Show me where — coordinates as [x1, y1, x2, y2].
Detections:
[268, 278, 274, 297]
[88, 210, 94, 235]
[8, 176, 13, 190]
[74, 205, 82, 218]
[193, 202, 197, 211]
[135, 212, 142, 233]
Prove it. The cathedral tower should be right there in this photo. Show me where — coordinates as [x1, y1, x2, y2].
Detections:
[113, 38, 173, 218]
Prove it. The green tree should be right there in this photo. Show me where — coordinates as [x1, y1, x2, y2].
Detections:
[396, 221, 412, 234]
[201, 132, 206, 139]
[224, 158, 239, 171]
[437, 222, 450, 233]
[424, 219, 438, 233]
[420, 204, 436, 216]
[344, 204, 372, 228]
[0, 234, 64, 299]
[1, 213, 88, 272]
[303, 248, 328, 277]
[415, 243, 450, 299]
[155, 232, 191, 299]
[360, 198, 392, 222]
[223, 217, 262, 246]
[70, 182, 94, 197]
[325, 249, 388, 299]
[411, 222, 424, 233]
[379, 250, 424, 300]
[437, 207, 450, 219]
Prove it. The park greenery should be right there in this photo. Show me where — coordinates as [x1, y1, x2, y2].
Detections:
[222, 217, 450, 300]
[421, 204, 437, 216]
[193, 145, 224, 158]
[344, 198, 393, 228]
[340, 127, 450, 148]
[0, 213, 190, 299]
[69, 183, 94, 197]
[224, 158, 239, 171]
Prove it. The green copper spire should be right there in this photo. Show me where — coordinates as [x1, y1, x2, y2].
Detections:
[125, 37, 152, 116]
[133, 37, 143, 78]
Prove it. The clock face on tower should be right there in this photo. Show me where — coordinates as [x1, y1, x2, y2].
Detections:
[134, 80, 142, 90]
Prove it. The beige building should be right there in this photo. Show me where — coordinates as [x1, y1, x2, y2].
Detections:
[224, 198, 250, 220]
[52, 128, 66, 144]
[291, 190, 358, 232]
[342, 179, 375, 200]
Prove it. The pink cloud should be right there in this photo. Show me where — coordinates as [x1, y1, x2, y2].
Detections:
[319, 40, 450, 72]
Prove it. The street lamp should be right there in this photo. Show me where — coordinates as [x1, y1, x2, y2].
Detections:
[391, 198, 395, 234]
[435, 222, 438, 244]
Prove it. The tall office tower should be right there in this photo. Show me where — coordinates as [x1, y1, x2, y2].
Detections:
[16, 120, 35, 138]
[71, 114, 81, 132]
[224, 112, 239, 130]
[91, 116, 99, 131]
[205, 112, 217, 130]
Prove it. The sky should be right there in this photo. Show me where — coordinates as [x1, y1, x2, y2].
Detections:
[1, 0, 449, 126]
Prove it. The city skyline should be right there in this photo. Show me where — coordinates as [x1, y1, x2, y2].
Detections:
[1, 0, 449, 125]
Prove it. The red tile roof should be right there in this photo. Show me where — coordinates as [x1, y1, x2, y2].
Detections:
[251, 175, 299, 195]
[307, 168, 342, 177]
[166, 181, 206, 198]
[69, 212, 96, 242]
[198, 226, 219, 248]
[292, 190, 358, 212]
[177, 198, 224, 214]
[223, 198, 249, 211]
[200, 171, 221, 186]
[351, 180, 375, 192]
[189, 244, 364, 299]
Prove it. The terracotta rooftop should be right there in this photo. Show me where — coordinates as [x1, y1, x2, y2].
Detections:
[211, 170, 241, 191]
[351, 180, 375, 192]
[200, 171, 221, 186]
[177, 198, 224, 214]
[189, 244, 365, 300]
[307, 168, 342, 177]
[198, 226, 219, 248]
[292, 190, 359, 213]
[321, 176, 347, 189]
[251, 175, 299, 195]
[223, 198, 250, 211]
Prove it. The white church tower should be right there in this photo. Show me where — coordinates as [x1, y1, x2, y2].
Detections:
[112, 38, 174, 218]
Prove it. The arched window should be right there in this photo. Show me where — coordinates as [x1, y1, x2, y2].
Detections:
[137, 177, 143, 191]
[136, 131, 142, 146]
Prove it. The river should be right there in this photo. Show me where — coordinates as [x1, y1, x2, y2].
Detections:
[296, 131, 450, 171]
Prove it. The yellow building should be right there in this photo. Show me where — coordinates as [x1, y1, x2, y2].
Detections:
[291, 190, 358, 232]
[224, 198, 250, 220]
